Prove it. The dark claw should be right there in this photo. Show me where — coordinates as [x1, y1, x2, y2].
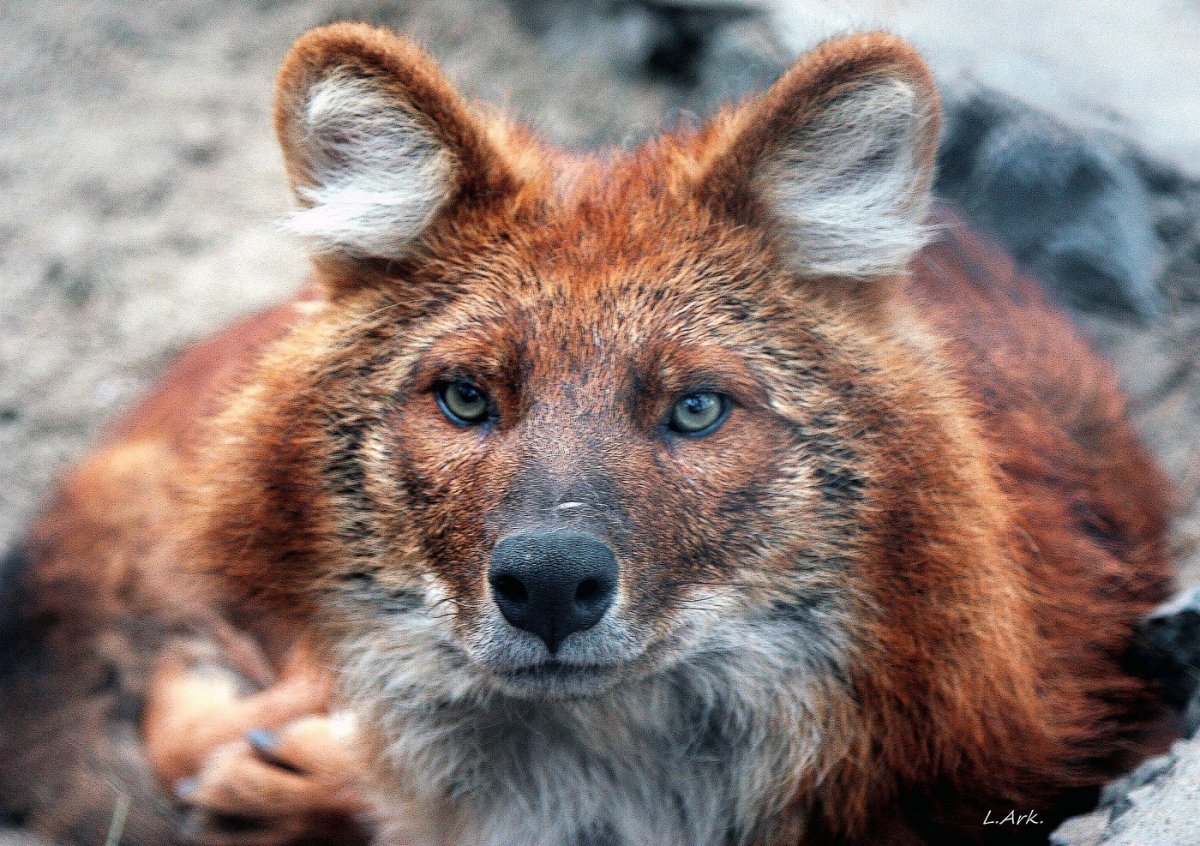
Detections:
[246, 727, 304, 774]
[209, 812, 272, 835]
[179, 807, 272, 843]
[246, 728, 280, 757]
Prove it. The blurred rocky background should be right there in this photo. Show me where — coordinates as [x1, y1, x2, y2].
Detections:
[1, 1, 1198, 843]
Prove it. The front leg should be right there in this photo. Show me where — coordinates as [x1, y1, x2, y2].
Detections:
[176, 714, 372, 846]
[143, 638, 374, 845]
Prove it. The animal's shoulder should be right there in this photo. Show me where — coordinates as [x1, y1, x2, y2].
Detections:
[908, 207, 1171, 581]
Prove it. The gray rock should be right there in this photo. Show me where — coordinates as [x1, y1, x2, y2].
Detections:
[503, 0, 782, 122]
[1053, 737, 1200, 845]
[0, 829, 59, 846]
[505, 0, 766, 86]
[1051, 811, 1108, 846]
[1135, 586, 1200, 735]
[1100, 752, 1178, 820]
[1054, 588, 1200, 843]
[935, 91, 1168, 320]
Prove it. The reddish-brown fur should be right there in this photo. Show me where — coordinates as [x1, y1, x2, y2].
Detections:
[0, 24, 1174, 846]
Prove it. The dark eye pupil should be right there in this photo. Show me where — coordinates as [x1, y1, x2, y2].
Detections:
[437, 381, 489, 425]
[684, 395, 712, 414]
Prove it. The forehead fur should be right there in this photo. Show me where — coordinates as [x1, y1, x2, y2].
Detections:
[366, 151, 803, 341]
[307, 129, 896, 425]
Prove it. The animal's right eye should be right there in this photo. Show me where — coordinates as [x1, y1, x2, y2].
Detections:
[435, 381, 490, 426]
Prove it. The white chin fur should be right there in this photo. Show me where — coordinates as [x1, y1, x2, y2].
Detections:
[334, 594, 844, 846]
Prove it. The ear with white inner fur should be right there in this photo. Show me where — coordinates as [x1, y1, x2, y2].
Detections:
[699, 33, 942, 281]
[274, 24, 514, 266]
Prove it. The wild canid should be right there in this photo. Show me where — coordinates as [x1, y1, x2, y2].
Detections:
[0, 23, 1174, 846]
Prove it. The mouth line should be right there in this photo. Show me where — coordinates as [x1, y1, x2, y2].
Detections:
[498, 660, 617, 679]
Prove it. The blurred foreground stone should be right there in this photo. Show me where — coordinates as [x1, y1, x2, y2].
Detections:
[1053, 739, 1200, 846]
[1054, 588, 1200, 844]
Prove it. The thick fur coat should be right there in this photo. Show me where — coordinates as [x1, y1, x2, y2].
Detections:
[0, 24, 1174, 846]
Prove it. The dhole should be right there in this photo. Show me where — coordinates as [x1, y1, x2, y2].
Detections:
[0, 23, 1175, 846]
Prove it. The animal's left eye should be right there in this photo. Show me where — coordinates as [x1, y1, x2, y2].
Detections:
[668, 392, 729, 436]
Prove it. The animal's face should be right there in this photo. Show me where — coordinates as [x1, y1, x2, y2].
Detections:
[210, 24, 941, 702]
[334, 219, 857, 699]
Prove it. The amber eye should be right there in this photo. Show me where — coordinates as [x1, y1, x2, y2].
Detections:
[436, 381, 490, 426]
[668, 392, 728, 436]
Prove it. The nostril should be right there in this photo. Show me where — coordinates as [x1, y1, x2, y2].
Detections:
[492, 573, 528, 604]
[575, 578, 601, 603]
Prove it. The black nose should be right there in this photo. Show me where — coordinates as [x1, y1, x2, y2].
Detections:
[489, 530, 619, 652]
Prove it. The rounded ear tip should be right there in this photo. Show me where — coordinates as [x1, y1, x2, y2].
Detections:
[744, 30, 941, 162]
[793, 30, 943, 144]
[276, 22, 445, 107]
[275, 25, 371, 118]
[800, 30, 938, 93]
[277, 22, 422, 87]
[285, 21, 409, 58]
[273, 22, 439, 160]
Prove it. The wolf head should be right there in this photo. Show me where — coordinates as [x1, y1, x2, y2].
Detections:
[202, 24, 945, 707]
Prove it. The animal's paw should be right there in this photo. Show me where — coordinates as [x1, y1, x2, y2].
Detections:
[144, 638, 265, 786]
[175, 714, 372, 846]
[145, 636, 336, 786]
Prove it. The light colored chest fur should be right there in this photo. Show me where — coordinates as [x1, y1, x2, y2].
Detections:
[337, 617, 842, 846]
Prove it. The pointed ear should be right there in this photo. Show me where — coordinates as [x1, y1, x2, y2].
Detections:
[698, 33, 941, 280]
[274, 24, 516, 266]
